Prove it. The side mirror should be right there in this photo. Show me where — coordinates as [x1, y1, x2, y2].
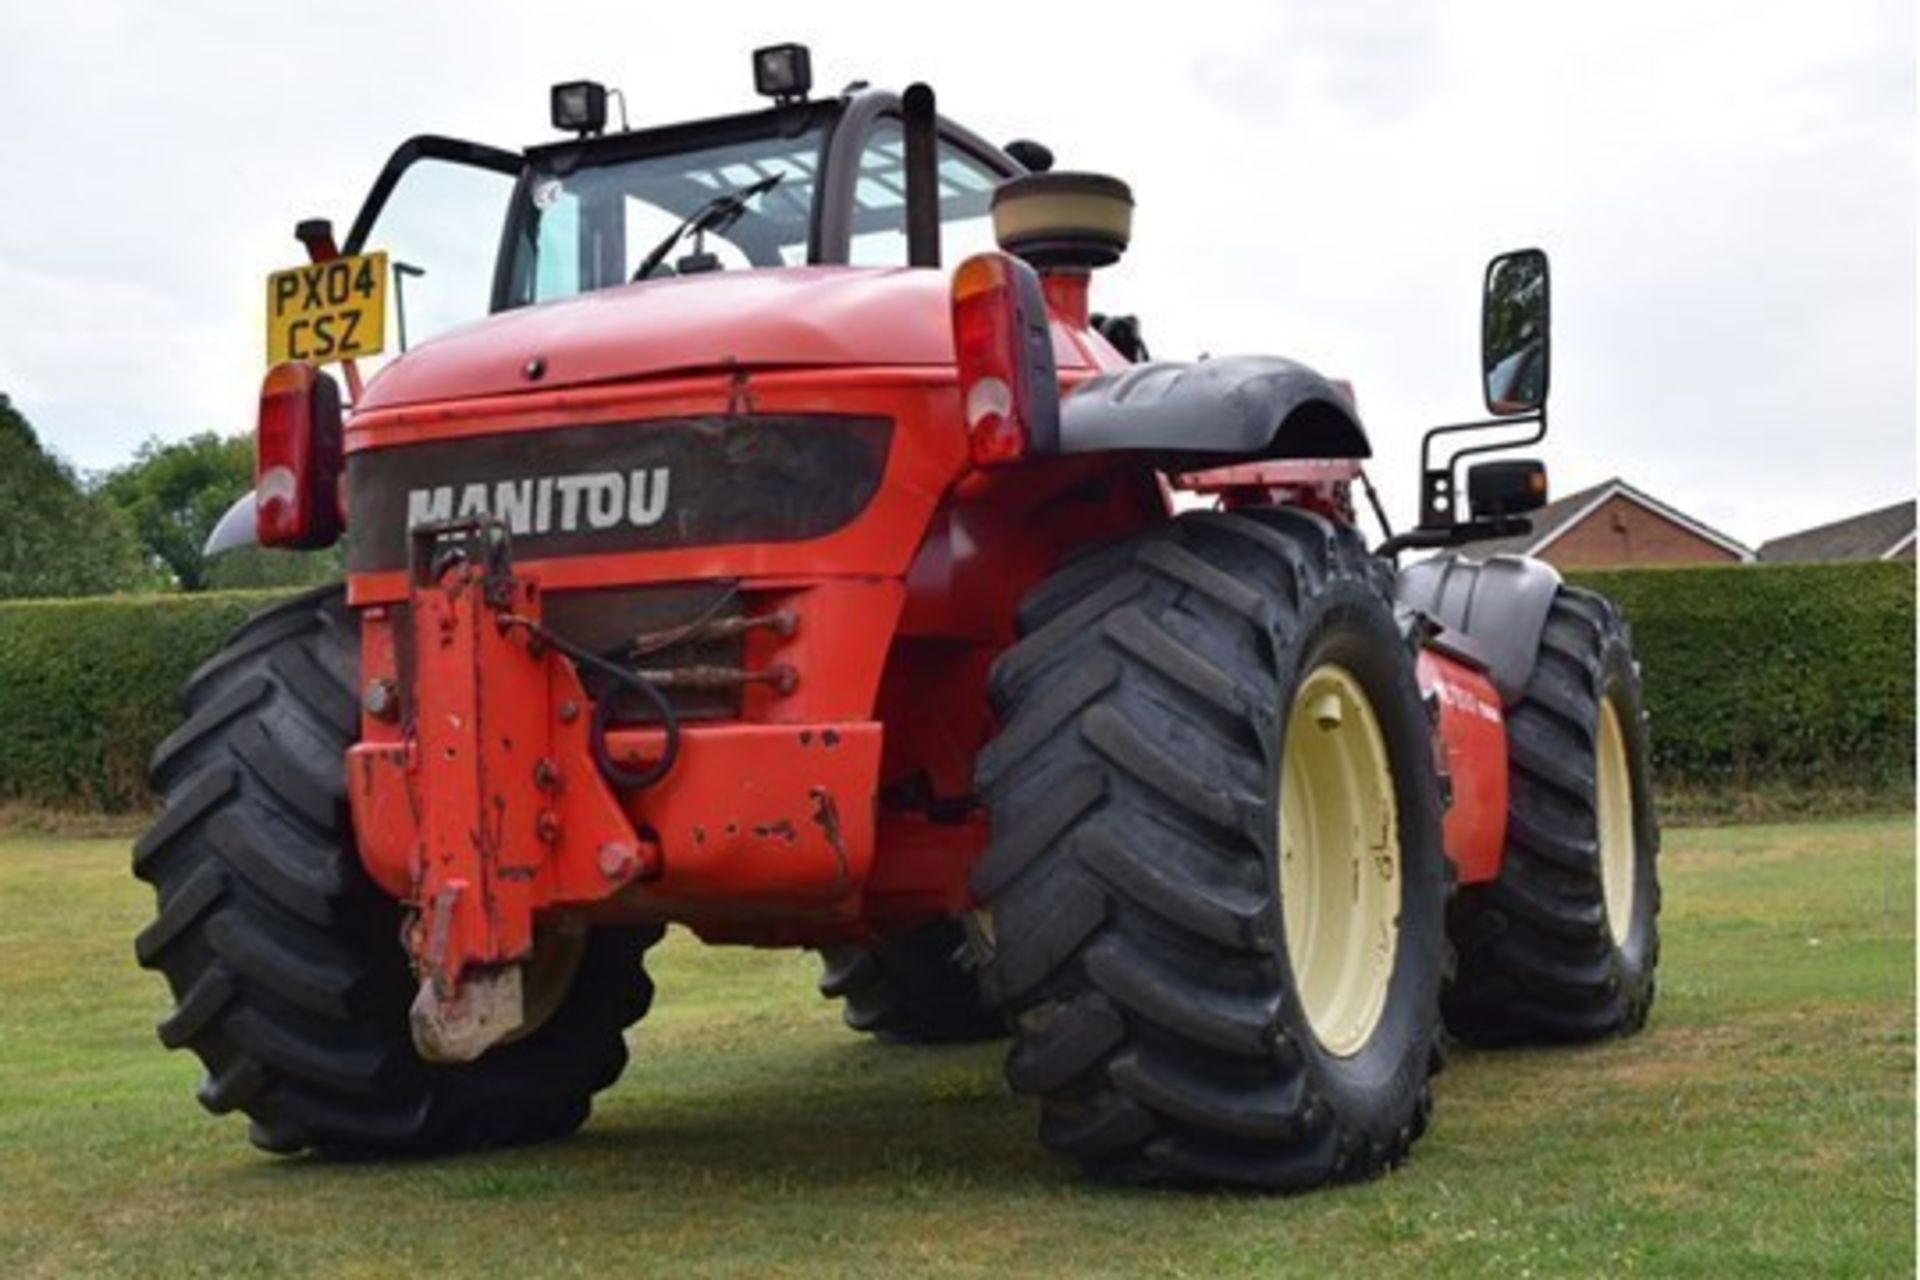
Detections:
[1394, 249, 1555, 554]
[1482, 248, 1550, 416]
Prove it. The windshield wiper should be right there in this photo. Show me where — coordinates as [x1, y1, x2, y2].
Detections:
[631, 173, 785, 282]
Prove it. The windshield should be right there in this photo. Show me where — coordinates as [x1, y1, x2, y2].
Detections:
[503, 123, 829, 306]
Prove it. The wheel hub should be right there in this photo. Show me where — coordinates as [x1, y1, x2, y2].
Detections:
[1277, 663, 1401, 1058]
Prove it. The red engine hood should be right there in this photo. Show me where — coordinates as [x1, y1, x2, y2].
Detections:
[356, 265, 1085, 411]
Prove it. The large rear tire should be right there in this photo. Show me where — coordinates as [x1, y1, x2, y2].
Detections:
[817, 919, 1004, 1043]
[133, 586, 661, 1157]
[1442, 586, 1661, 1044]
[972, 510, 1448, 1189]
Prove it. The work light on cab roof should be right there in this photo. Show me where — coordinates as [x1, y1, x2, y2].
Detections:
[751, 43, 812, 103]
[550, 80, 608, 136]
[549, 43, 812, 141]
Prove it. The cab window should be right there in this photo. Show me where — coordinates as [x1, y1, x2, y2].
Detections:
[506, 124, 830, 306]
[846, 120, 1003, 266]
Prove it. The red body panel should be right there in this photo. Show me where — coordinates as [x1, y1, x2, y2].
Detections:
[340, 266, 1507, 993]
[342, 367, 1139, 610]
[355, 267, 1091, 413]
[1416, 650, 1509, 885]
[352, 584, 890, 982]
[343, 284, 1155, 977]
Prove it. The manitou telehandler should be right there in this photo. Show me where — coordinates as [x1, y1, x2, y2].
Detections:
[136, 46, 1659, 1189]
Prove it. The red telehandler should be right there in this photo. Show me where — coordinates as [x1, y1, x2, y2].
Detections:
[136, 47, 1658, 1189]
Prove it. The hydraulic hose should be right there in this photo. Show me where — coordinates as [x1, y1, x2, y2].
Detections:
[501, 616, 681, 792]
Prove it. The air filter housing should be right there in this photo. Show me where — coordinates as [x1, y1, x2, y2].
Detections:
[990, 172, 1133, 272]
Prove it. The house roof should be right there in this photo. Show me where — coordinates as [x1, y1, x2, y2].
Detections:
[1450, 477, 1754, 562]
[1758, 500, 1916, 563]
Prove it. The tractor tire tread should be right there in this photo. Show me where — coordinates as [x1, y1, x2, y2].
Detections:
[974, 512, 1446, 1189]
[816, 918, 1004, 1044]
[1442, 590, 1661, 1045]
[135, 585, 660, 1157]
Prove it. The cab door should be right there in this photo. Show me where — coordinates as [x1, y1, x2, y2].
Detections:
[341, 135, 524, 360]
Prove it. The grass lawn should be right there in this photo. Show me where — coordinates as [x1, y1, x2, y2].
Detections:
[0, 818, 1911, 1278]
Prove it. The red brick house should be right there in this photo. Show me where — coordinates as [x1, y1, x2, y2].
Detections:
[1758, 500, 1915, 563]
[1453, 477, 1753, 569]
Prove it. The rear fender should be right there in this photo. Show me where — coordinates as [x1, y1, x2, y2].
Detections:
[1396, 553, 1563, 705]
[1055, 355, 1369, 463]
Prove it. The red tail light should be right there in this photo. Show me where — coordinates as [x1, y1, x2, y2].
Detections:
[256, 361, 344, 548]
[951, 252, 1060, 467]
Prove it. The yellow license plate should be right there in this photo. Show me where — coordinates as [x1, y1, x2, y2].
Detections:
[265, 251, 387, 366]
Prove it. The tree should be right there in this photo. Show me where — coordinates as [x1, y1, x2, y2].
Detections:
[96, 430, 345, 591]
[98, 433, 253, 592]
[0, 395, 151, 599]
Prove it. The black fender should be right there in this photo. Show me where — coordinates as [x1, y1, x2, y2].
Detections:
[1396, 553, 1564, 705]
[1056, 355, 1370, 462]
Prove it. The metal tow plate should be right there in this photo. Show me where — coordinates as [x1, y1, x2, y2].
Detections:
[410, 965, 525, 1063]
[265, 251, 387, 366]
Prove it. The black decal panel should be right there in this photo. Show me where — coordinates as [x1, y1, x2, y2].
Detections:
[347, 414, 892, 573]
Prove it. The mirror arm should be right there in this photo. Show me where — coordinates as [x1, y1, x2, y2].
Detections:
[1416, 405, 1547, 529]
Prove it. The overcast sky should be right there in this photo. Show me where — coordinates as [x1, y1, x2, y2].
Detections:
[1, 0, 1911, 546]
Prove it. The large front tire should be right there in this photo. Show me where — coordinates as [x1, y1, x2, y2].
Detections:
[1442, 586, 1661, 1044]
[972, 511, 1448, 1189]
[133, 586, 660, 1157]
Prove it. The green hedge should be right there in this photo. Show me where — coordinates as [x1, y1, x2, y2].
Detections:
[1566, 561, 1915, 796]
[0, 591, 289, 812]
[0, 563, 1912, 814]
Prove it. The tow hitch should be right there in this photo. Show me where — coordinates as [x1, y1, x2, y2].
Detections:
[347, 521, 887, 1061]
[374, 520, 671, 1061]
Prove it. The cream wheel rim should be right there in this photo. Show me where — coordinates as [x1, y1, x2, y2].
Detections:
[501, 919, 588, 1045]
[1277, 663, 1401, 1058]
[1595, 696, 1637, 946]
